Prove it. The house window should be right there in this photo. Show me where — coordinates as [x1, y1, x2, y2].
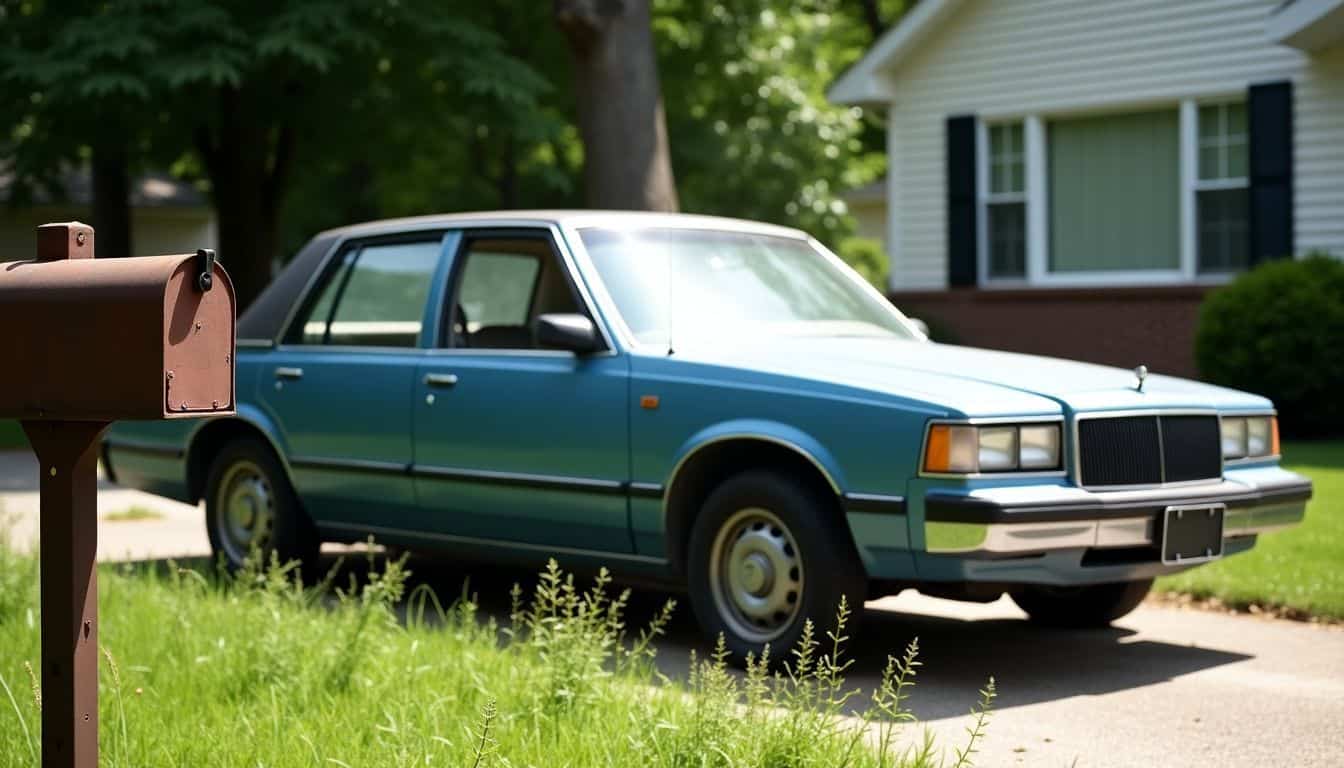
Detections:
[986, 123, 1026, 278]
[1196, 102, 1249, 273]
[1048, 109, 1180, 274]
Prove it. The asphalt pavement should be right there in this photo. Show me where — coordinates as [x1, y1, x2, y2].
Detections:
[1, 448, 1340, 767]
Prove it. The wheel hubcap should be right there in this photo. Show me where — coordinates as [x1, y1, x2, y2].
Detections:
[710, 507, 804, 643]
[215, 460, 274, 564]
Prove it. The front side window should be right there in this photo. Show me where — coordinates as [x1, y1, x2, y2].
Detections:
[1196, 102, 1249, 273]
[579, 227, 919, 347]
[986, 122, 1026, 279]
[448, 236, 582, 350]
[290, 239, 442, 347]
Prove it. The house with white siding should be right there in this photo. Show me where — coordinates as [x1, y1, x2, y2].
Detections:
[830, 0, 1343, 377]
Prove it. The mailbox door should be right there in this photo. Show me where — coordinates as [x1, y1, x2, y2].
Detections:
[256, 236, 449, 531]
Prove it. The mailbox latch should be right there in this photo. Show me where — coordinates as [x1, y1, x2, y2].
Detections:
[195, 249, 216, 293]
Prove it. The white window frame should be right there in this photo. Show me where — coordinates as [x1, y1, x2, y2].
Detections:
[1190, 99, 1250, 275]
[977, 121, 1029, 285]
[975, 98, 1244, 289]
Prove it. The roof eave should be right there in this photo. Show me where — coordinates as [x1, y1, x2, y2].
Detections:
[826, 0, 968, 106]
[1266, 0, 1344, 51]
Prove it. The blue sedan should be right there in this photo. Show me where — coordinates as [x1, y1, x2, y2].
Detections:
[105, 211, 1312, 656]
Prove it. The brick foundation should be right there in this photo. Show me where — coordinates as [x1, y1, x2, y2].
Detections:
[889, 286, 1213, 380]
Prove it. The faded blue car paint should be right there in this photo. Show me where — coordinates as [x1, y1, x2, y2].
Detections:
[105, 212, 1308, 593]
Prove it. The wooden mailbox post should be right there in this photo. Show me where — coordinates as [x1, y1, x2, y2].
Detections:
[0, 223, 236, 767]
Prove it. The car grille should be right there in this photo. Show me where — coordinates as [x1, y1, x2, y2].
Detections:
[1077, 414, 1221, 487]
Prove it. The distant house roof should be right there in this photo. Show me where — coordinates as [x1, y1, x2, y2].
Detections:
[828, 0, 969, 104]
[842, 179, 887, 205]
[0, 167, 208, 208]
[831, 0, 1344, 104]
[1267, 0, 1344, 51]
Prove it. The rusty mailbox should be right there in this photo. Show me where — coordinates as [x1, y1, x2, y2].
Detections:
[0, 222, 235, 768]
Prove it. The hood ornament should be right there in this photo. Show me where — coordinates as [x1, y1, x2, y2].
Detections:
[1133, 364, 1148, 393]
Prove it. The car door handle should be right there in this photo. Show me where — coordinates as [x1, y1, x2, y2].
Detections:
[424, 373, 459, 388]
[274, 367, 304, 381]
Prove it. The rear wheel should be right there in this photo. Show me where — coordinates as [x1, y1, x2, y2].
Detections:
[204, 438, 319, 573]
[686, 470, 866, 663]
[1010, 579, 1153, 628]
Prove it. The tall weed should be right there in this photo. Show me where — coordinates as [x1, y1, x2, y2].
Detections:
[0, 543, 995, 767]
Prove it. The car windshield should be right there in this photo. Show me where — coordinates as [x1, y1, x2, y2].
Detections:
[578, 227, 919, 347]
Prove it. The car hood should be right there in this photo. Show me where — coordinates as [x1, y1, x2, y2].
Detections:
[660, 338, 1271, 416]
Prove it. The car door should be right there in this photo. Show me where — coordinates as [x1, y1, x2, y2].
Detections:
[258, 232, 453, 533]
[412, 228, 631, 554]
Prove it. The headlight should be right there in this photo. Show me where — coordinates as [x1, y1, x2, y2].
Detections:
[924, 422, 1062, 474]
[1220, 415, 1278, 460]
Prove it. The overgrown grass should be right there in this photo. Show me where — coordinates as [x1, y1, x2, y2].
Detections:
[0, 542, 993, 766]
[1157, 441, 1344, 620]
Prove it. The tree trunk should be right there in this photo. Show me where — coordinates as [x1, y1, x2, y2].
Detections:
[555, 0, 678, 211]
[90, 139, 132, 259]
[195, 88, 293, 310]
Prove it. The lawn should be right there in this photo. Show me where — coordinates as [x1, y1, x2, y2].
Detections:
[0, 548, 993, 767]
[1157, 441, 1344, 620]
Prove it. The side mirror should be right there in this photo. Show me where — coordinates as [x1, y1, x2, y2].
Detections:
[907, 317, 930, 337]
[535, 313, 602, 354]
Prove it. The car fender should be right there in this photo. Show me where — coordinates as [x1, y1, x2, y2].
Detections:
[668, 418, 847, 495]
[183, 401, 296, 500]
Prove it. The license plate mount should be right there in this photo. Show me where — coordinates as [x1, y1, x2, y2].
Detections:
[1161, 504, 1225, 565]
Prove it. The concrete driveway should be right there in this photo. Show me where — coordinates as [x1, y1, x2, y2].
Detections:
[2, 448, 1341, 767]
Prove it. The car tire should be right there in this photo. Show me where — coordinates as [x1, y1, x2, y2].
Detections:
[686, 470, 866, 664]
[1010, 579, 1153, 628]
[204, 437, 319, 574]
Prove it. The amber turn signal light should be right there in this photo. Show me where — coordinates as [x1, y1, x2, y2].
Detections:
[924, 424, 952, 472]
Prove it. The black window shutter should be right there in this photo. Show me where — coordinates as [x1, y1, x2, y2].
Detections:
[1248, 81, 1294, 265]
[946, 115, 978, 287]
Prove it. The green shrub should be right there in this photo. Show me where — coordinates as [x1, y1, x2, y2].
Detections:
[837, 236, 890, 290]
[1195, 254, 1344, 437]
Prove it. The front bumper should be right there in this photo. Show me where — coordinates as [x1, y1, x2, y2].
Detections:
[923, 468, 1312, 557]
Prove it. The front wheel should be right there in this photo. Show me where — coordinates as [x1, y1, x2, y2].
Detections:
[686, 470, 866, 663]
[1010, 579, 1153, 628]
[204, 437, 319, 573]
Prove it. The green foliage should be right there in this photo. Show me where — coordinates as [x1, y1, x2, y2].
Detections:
[0, 423, 25, 452]
[0, 552, 993, 766]
[657, 0, 889, 246]
[1195, 254, 1344, 436]
[838, 235, 890, 288]
[2, 0, 904, 271]
[1157, 440, 1344, 620]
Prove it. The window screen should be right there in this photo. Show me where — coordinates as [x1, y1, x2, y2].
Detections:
[1048, 109, 1180, 272]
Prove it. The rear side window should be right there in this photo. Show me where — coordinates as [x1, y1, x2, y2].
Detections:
[289, 239, 442, 348]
